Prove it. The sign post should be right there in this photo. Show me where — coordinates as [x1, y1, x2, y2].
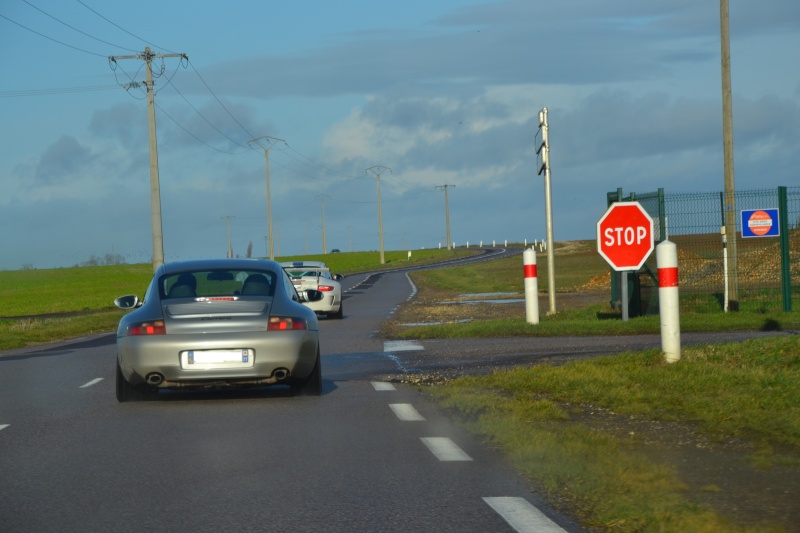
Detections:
[596, 202, 655, 321]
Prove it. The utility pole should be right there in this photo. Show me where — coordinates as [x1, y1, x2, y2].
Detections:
[435, 185, 455, 250]
[366, 166, 391, 264]
[720, 0, 739, 311]
[109, 47, 187, 272]
[248, 136, 285, 260]
[316, 195, 329, 254]
[304, 219, 309, 255]
[537, 107, 557, 315]
[222, 216, 235, 258]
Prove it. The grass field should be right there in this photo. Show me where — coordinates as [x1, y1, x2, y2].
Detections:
[0, 248, 473, 350]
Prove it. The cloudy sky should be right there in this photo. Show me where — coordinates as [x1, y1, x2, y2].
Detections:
[1, 0, 798, 270]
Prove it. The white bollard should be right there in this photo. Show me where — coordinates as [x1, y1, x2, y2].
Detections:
[657, 240, 680, 362]
[523, 248, 540, 324]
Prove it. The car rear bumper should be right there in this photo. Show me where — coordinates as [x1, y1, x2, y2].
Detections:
[116, 331, 319, 387]
[302, 293, 341, 314]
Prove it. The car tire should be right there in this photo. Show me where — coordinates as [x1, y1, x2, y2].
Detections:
[116, 359, 156, 402]
[331, 303, 343, 319]
[291, 349, 322, 396]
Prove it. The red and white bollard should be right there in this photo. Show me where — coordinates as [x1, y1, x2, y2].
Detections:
[523, 248, 539, 324]
[657, 240, 680, 362]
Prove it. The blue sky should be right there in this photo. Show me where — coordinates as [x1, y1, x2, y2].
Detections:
[1, 0, 798, 270]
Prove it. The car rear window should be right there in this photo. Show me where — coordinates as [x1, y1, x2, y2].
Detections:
[160, 270, 277, 299]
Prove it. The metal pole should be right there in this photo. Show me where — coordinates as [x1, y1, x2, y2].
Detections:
[143, 48, 164, 271]
[367, 166, 391, 264]
[720, 0, 739, 310]
[265, 148, 274, 260]
[109, 47, 186, 272]
[539, 108, 557, 315]
[248, 136, 284, 260]
[436, 185, 454, 251]
[445, 185, 451, 251]
[320, 196, 327, 254]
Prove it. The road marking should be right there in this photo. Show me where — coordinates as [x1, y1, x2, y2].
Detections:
[420, 437, 472, 461]
[0, 424, 9, 432]
[371, 382, 396, 391]
[483, 497, 566, 533]
[80, 378, 104, 388]
[384, 340, 424, 352]
[389, 403, 425, 421]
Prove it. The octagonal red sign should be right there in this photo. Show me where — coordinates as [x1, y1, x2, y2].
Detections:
[596, 201, 654, 271]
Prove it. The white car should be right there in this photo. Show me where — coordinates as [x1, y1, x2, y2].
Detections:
[281, 261, 343, 319]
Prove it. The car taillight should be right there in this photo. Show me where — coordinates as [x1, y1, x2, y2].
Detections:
[128, 320, 166, 336]
[317, 285, 334, 292]
[268, 317, 308, 331]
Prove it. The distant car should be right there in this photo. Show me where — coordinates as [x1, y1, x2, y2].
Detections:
[113, 258, 324, 402]
[331, 249, 340, 253]
[281, 261, 343, 319]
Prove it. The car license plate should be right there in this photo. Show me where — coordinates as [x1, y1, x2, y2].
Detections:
[181, 349, 254, 369]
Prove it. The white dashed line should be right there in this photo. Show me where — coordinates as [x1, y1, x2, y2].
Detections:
[80, 378, 104, 388]
[0, 424, 9, 432]
[483, 497, 567, 533]
[371, 382, 396, 391]
[389, 403, 426, 421]
[420, 437, 473, 461]
[383, 340, 424, 352]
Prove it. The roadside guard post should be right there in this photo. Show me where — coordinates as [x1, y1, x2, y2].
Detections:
[656, 240, 681, 362]
[523, 248, 539, 324]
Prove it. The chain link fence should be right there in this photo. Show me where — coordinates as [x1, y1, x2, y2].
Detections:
[607, 186, 799, 314]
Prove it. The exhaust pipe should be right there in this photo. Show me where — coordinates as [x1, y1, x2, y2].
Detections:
[147, 369, 291, 388]
[145, 373, 164, 386]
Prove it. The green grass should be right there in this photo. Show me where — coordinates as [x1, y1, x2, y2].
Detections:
[392, 305, 800, 339]
[0, 264, 154, 317]
[426, 336, 800, 532]
[0, 248, 474, 350]
[411, 240, 608, 293]
[0, 311, 124, 351]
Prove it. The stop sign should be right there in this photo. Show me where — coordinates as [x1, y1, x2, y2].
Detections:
[596, 201, 654, 271]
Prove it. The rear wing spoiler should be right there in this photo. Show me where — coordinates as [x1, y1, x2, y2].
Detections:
[283, 267, 331, 276]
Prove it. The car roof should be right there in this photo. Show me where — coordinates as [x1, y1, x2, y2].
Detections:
[159, 258, 280, 275]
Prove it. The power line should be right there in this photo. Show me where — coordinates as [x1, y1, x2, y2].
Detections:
[76, 0, 176, 53]
[0, 13, 106, 57]
[187, 59, 258, 142]
[0, 85, 119, 97]
[19, 0, 139, 53]
[154, 102, 249, 155]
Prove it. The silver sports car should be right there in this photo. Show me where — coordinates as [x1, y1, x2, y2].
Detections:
[113, 258, 323, 402]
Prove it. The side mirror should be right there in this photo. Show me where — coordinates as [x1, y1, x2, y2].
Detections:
[333, 274, 344, 281]
[302, 289, 324, 302]
[114, 295, 141, 309]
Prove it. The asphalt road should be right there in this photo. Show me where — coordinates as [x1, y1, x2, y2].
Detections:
[0, 253, 787, 532]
